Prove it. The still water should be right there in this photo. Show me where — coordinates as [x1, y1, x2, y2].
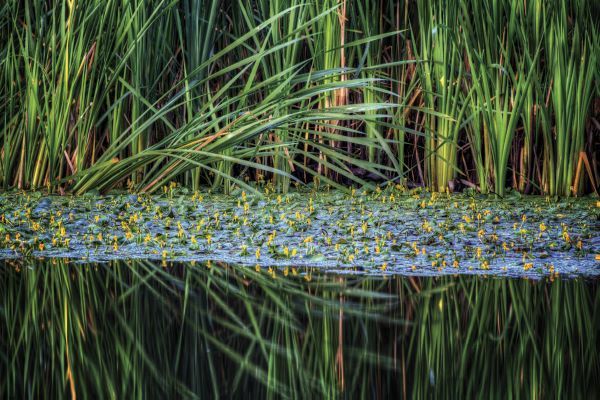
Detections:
[1, 259, 599, 398]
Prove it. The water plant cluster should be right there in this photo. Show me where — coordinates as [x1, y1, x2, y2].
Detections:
[1, 0, 598, 196]
[1, 185, 598, 276]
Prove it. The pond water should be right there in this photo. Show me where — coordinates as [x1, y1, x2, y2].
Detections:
[1, 258, 599, 398]
[1, 189, 599, 396]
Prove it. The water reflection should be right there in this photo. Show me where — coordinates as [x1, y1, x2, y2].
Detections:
[1, 259, 599, 398]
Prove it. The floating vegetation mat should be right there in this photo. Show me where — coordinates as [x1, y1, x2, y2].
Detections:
[0, 187, 598, 277]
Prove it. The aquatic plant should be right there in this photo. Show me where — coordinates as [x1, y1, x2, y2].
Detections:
[1, 189, 598, 275]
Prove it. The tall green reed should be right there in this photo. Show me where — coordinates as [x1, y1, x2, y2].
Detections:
[416, 0, 469, 192]
[546, 3, 596, 196]
[461, 0, 537, 196]
[0, 0, 598, 195]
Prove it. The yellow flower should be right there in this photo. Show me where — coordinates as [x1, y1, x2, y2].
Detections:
[412, 244, 420, 256]
[422, 221, 433, 233]
[539, 222, 547, 232]
[523, 263, 533, 271]
[255, 247, 261, 259]
[380, 263, 387, 271]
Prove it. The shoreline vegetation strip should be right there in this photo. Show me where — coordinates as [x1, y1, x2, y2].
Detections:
[1, 187, 598, 276]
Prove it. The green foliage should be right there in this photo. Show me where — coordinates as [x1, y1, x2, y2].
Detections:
[0, 0, 598, 196]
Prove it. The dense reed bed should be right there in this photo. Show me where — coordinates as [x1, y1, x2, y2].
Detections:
[1, 0, 599, 196]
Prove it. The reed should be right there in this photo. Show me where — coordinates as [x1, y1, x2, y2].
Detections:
[0, 0, 598, 195]
[416, 0, 468, 192]
[546, 2, 596, 196]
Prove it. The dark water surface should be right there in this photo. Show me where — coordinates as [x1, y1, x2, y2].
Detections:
[1, 258, 599, 398]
